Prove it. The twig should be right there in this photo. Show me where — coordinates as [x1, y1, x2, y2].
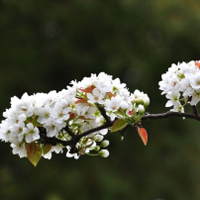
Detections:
[77, 121, 114, 139]
[142, 111, 200, 121]
[64, 126, 76, 140]
[96, 104, 111, 123]
[39, 110, 200, 154]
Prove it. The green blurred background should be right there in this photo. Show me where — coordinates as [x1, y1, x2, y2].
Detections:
[1, 0, 200, 199]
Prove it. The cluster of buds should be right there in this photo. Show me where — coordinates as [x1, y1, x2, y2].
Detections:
[0, 72, 150, 166]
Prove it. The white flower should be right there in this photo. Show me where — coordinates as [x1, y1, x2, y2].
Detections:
[75, 104, 96, 119]
[159, 72, 181, 95]
[170, 101, 184, 113]
[0, 71, 150, 161]
[10, 120, 25, 138]
[23, 123, 40, 143]
[94, 72, 113, 93]
[0, 120, 11, 142]
[36, 104, 52, 124]
[165, 92, 181, 108]
[46, 90, 59, 108]
[159, 60, 200, 109]
[43, 118, 65, 138]
[14, 100, 34, 117]
[31, 93, 48, 107]
[51, 104, 70, 124]
[87, 88, 105, 104]
[105, 95, 122, 112]
[189, 73, 200, 90]
[119, 101, 129, 109]
[11, 142, 27, 158]
[191, 90, 200, 106]
[180, 78, 194, 97]
[112, 78, 126, 91]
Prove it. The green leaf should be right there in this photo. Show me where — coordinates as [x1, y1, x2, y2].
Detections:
[26, 143, 42, 167]
[111, 119, 128, 133]
[43, 144, 52, 155]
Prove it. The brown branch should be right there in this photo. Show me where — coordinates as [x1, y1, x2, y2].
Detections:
[141, 111, 200, 121]
[39, 109, 200, 154]
[39, 119, 115, 154]
[64, 126, 76, 139]
[96, 104, 111, 123]
[77, 121, 114, 139]
[39, 127, 72, 146]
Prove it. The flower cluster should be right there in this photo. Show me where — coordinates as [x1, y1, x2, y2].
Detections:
[0, 72, 150, 165]
[159, 60, 200, 112]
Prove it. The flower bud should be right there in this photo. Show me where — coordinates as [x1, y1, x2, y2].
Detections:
[99, 149, 109, 158]
[93, 134, 103, 142]
[101, 140, 110, 148]
[134, 98, 144, 104]
[93, 146, 100, 151]
[143, 96, 150, 106]
[138, 104, 145, 113]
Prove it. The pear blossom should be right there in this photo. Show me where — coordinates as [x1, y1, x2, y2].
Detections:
[10, 120, 25, 138]
[0, 120, 11, 142]
[36, 104, 52, 124]
[43, 118, 66, 138]
[190, 73, 200, 90]
[159, 60, 200, 110]
[51, 104, 70, 123]
[23, 123, 40, 143]
[87, 88, 105, 104]
[75, 104, 96, 120]
[105, 95, 123, 112]
[191, 90, 200, 105]
[0, 72, 150, 163]
[11, 142, 27, 158]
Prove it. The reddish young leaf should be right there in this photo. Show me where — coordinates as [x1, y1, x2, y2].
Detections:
[75, 99, 87, 104]
[107, 92, 115, 98]
[137, 127, 148, 146]
[128, 111, 134, 116]
[69, 112, 75, 120]
[111, 119, 128, 133]
[79, 85, 95, 93]
[26, 143, 42, 167]
[195, 61, 200, 69]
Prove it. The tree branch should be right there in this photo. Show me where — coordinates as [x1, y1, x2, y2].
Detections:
[39, 118, 115, 153]
[39, 109, 200, 155]
[77, 121, 114, 139]
[64, 126, 76, 140]
[96, 103, 111, 123]
[141, 111, 200, 121]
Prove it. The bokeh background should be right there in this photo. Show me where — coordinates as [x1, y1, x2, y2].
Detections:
[1, 0, 200, 199]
